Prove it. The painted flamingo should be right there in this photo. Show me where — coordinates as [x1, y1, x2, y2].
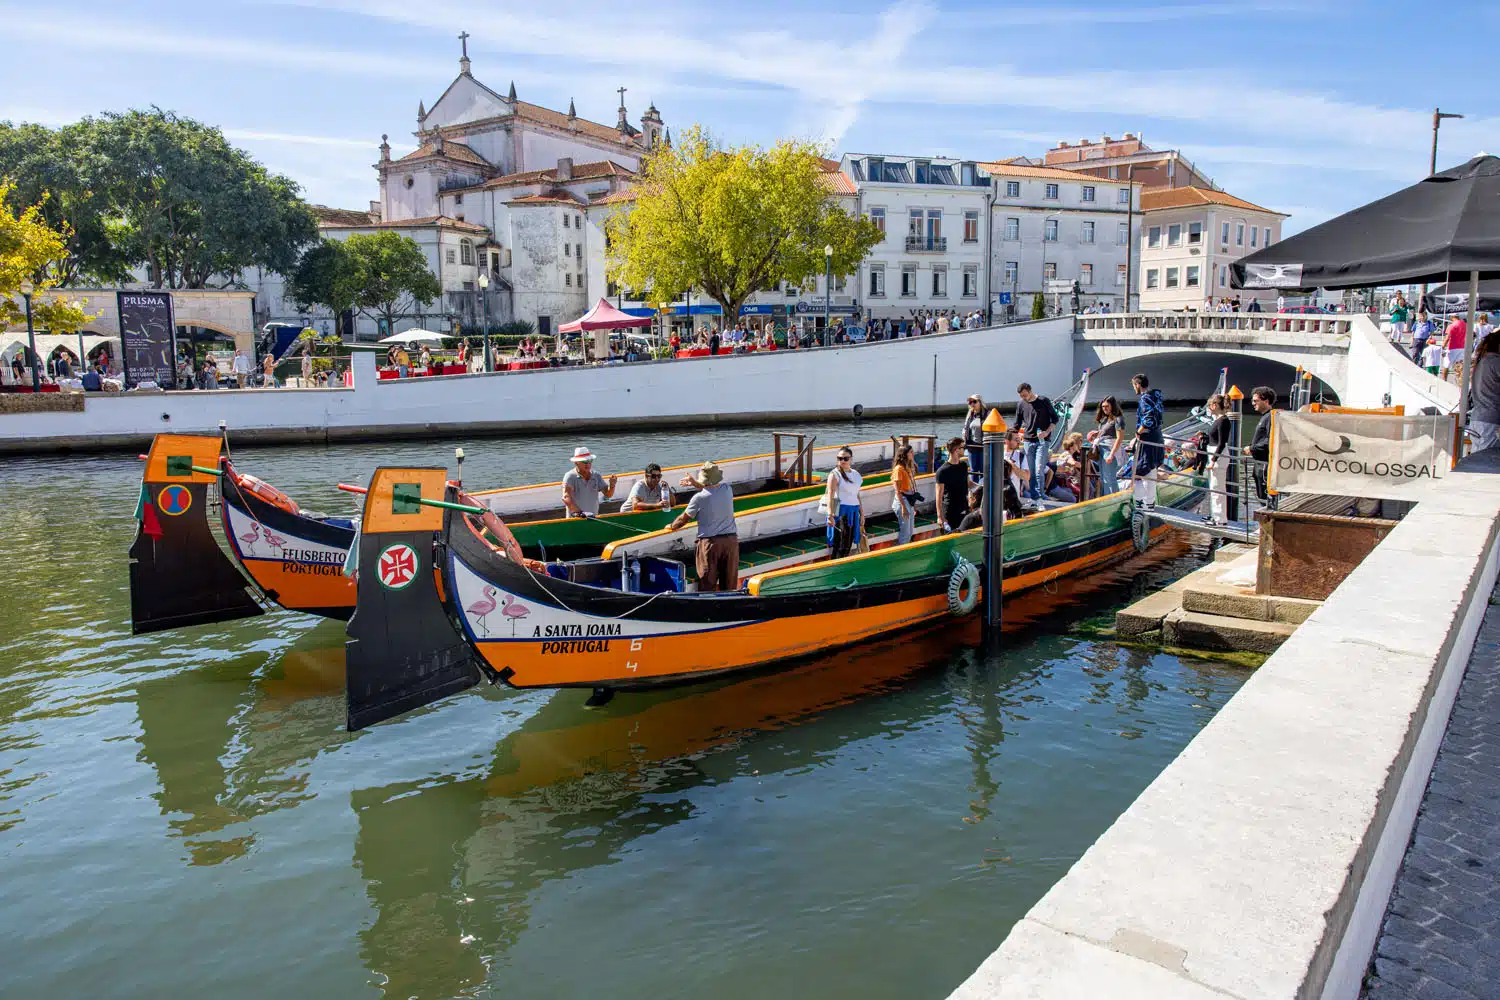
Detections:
[466, 586, 498, 636]
[262, 528, 287, 553]
[501, 595, 532, 636]
[237, 522, 261, 546]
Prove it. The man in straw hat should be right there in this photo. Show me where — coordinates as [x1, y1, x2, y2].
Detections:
[561, 446, 617, 517]
[669, 461, 740, 592]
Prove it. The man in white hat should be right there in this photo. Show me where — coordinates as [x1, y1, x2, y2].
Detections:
[561, 446, 617, 517]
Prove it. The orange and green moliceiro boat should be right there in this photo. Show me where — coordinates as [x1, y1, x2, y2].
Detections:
[340, 461, 1204, 729]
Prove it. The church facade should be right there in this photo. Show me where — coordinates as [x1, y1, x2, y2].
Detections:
[250, 45, 666, 341]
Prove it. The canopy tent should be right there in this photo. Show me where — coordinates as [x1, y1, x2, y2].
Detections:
[1231, 155, 1500, 291]
[1422, 278, 1500, 317]
[559, 299, 655, 362]
[378, 328, 447, 346]
[1232, 155, 1500, 438]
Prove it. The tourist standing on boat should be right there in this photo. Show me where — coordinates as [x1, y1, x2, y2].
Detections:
[824, 446, 865, 558]
[1089, 396, 1124, 495]
[621, 463, 672, 513]
[1015, 383, 1057, 503]
[561, 446, 617, 517]
[1244, 387, 1275, 501]
[1130, 373, 1165, 511]
[1204, 394, 1233, 525]
[935, 437, 971, 532]
[1470, 329, 1500, 452]
[963, 394, 986, 481]
[669, 461, 740, 591]
[890, 445, 919, 544]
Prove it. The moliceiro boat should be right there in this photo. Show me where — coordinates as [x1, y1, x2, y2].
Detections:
[342, 460, 1204, 729]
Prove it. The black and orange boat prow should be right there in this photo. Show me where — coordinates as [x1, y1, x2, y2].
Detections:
[129, 434, 264, 634]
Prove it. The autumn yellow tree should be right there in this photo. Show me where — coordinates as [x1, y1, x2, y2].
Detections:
[0, 182, 93, 336]
[605, 128, 882, 322]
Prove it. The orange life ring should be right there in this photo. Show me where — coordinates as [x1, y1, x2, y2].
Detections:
[237, 473, 301, 515]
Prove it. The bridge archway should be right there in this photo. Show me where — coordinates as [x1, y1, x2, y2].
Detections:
[1086, 350, 1340, 406]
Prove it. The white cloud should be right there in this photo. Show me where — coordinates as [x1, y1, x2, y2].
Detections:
[223, 129, 412, 152]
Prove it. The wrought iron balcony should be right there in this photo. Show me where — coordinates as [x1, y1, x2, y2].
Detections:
[905, 236, 947, 252]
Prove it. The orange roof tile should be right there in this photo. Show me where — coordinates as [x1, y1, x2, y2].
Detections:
[311, 205, 377, 226]
[458, 159, 634, 192]
[507, 189, 587, 206]
[978, 160, 1141, 183]
[320, 214, 490, 234]
[589, 189, 638, 205]
[821, 170, 856, 196]
[1140, 185, 1286, 216]
[396, 139, 490, 167]
[515, 100, 642, 147]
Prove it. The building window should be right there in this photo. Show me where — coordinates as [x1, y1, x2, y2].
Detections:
[1221, 222, 1230, 244]
[1188, 222, 1202, 245]
[563, 242, 570, 257]
[454, 193, 463, 206]
[460, 239, 474, 265]
[576, 244, 583, 261]
[1043, 262, 1057, 281]
[963, 210, 979, 243]
[1220, 265, 1228, 287]
[462, 280, 474, 291]
[1082, 185, 1096, 202]
[908, 208, 923, 237]
[576, 214, 582, 228]
[565, 273, 572, 287]
[834, 274, 846, 293]
[1081, 221, 1095, 244]
[1250, 226, 1258, 248]
[1005, 180, 1020, 197]
[870, 266, 885, 297]
[901, 265, 917, 297]
[1080, 263, 1093, 285]
[1044, 219, 1058, 242]
[932, 266, 947, 297]
[1264, 227, 1272, 246]
[926, 210, 942, 242]
[1146, 268, 1159, 289]
[1148, 226, 1161, 248]
[1236, 223, 1245, 246]
[1118, 187, 1130, 204]
[538, 316, 552, 338]
[961, 266, 978, 297]
[1004, 260, 1018, 285]
[914, 160, 930, 184]
[1116, 264, 1127, 286]
[1044, 183, 1059, 199]
[1004, 217, 1020, 241]
[1166, 267, 1179, 288]
[446, 249, 456, 264]
[563, 214, 570, 228]
[870, 206, 886, 234]
[1186, 265, 1200, 287]
[961, 162, 976, 186]
[1117, 222, 1129, 245]
[866, 156, 883, 180]
[1167, 224, 1182, 247]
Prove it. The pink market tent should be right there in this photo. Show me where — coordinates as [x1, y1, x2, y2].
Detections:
[559, 299, 653, 333]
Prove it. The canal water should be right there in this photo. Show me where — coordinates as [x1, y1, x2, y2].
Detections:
[0, 418, 1248, 1000]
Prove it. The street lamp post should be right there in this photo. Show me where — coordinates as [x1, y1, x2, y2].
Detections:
[477, 271, 491, 371]
[1431, 108, 1464, 175]
[823, 244, 833, 346]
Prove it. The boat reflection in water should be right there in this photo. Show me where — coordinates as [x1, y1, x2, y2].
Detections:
[348, 534, 1203, 999]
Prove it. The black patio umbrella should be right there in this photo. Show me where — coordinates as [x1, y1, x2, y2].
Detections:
[1422, 278, 1500, 316]
[1232, 154, 1500, 434]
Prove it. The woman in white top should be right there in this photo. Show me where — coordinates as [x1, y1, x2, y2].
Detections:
[824, 446, 864, 559]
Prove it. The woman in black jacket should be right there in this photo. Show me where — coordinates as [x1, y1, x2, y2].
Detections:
[1204, 394, 1232, 524]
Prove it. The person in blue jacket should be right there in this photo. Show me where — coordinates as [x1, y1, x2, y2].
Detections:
[1131, 373, 1165, 511]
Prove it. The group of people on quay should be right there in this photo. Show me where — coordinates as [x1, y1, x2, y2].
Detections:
[1387, 294, 1493, 383]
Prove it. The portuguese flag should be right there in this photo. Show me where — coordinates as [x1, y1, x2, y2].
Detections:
[134, 484, 163, 539]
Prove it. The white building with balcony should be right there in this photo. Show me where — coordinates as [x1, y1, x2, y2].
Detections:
[1137, 186, 1288, 311]
[840, 153, 994, 322]
[978, 159, 1141, 317]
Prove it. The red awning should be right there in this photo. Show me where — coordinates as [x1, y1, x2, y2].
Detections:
[558, 298, 654, 333]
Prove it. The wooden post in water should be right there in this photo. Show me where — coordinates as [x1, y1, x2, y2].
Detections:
[981, 408, 1008, 632]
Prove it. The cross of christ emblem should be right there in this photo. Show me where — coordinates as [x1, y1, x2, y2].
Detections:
[458, 31, 470, 58]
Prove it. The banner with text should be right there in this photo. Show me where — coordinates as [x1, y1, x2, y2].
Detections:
[116, 291, 177, 389]
[1269, 411, 1455, 501]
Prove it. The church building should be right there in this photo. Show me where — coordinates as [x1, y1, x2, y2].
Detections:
[252, 37, 666, 341]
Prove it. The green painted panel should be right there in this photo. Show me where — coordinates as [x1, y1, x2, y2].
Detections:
[753, 477, 1201, 597]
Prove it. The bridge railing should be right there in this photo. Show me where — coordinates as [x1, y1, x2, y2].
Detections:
[1079, 312, 1354, 337]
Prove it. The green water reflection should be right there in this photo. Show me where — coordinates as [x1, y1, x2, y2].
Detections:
[0, 420, 1246, 1000]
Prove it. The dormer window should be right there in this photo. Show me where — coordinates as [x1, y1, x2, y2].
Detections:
[914, 160, 930, 184]
[867, 157, 884, 182]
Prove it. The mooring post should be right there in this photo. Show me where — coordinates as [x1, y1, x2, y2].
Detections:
[981, 407, 1007, 632]
[1228, 384, 1245, 522]
[454, 447, 465, 488]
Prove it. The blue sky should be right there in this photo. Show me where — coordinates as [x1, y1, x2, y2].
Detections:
[4, 0, 1497, 234]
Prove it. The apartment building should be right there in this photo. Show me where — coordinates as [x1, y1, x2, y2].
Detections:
[1137, 186, 1289, 311]
[1041, 133, 1215, 191]
[978, 160, 1141, 316]
[840, 153, 993, 322]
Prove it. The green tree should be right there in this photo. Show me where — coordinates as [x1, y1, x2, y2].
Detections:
[0, 121, 134, 285]
[287, 239, 363, 322]
[605, 126, 882, 322]
[0, 182, 95, 334]
[83, 108, 318, 288]
[1031, 292, 1046, 321]
[344, 231, 441, 336]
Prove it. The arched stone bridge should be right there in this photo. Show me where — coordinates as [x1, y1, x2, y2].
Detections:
[1075, 312, 1458, 413]
[6, 288, 257, 350]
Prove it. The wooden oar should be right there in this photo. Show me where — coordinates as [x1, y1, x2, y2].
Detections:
[136, 454, 221, 477]
[335, 482, 485, 515]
